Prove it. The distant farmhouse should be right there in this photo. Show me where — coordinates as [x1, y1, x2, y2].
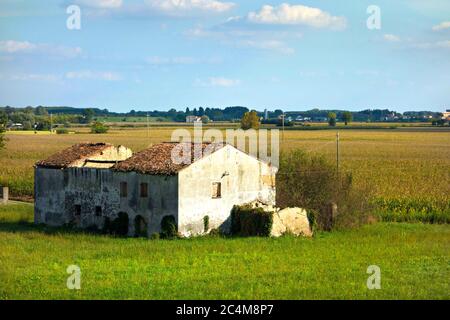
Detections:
[34, 142, 277, 237]
[442, 110, 450, 121]
[186, 116, 202, 123]
[7, 123, 24, 130]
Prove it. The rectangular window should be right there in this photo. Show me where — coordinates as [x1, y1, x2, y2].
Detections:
[212, 182, 222, 199]
[95, 206, 102, 217]
[120, 182, 128, 198]
[75, 205, 81, 216]
[140, 183, 148, 198]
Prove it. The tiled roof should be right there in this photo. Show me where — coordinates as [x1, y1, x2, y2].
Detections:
[35, 143, 113, 169]
[113, 142, 224, 175]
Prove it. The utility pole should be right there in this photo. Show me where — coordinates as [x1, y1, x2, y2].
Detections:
[336, 131, 340, 176]
[146, 112, 150, 140]
[50, 113, 53, 134]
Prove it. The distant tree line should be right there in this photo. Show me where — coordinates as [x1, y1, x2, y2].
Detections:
[284, 109, 443, 123]
[0, 105, 252, 124]
[0, 105, 446, 129]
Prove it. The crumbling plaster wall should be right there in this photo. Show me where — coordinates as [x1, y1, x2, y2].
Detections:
[34, 166, 178, 237]
[177, 145, 277, 236]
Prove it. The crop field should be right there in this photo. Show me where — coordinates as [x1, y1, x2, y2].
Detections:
[1, 126, 449, 220]
[0, 203, 449, 300]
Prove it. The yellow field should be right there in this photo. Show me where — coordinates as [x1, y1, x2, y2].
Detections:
[1, 127, 449, 208]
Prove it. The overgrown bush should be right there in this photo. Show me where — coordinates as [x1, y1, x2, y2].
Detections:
[208, 228, 221, 237]
[276, 149, 373, 230]
[56, 128, 69, 134]
[161, 215, 178, 239]
[90, 121, 109, 134]
[150, 232, 160, 240]
[231, 205, 273, 237]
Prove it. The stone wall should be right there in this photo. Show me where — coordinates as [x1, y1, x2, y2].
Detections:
[178, 145, 277, 236]
[34, 167, 178, 236]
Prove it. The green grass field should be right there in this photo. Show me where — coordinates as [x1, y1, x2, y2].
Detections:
[0, 203, 449, 300]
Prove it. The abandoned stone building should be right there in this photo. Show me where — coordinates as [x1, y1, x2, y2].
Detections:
[34, 142, 277, 237]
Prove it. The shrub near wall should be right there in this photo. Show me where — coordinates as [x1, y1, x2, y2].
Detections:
[160, 215, 178, 239]
[231, 205, 273, 237]
[276, 149, 373, 230]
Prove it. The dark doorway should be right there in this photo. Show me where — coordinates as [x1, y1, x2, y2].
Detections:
[107, 212, 129, 236]
[134, 215, 147, 237]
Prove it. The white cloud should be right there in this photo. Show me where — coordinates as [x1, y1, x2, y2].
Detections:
[432, 21, 450, 31]
[185, 26, 210, 37]
[380, 34, 450, 50]
[247, 3, 347, 30]
[74, 0, 123, 9]
[66, 70, 121, 81]
[146, 55, 222, 65]
[76, 0, 235, 18]
[195, 77, 240, 87]
[49, 45, 83, 58]
[14, 74, 58, 81]
[239, 40, 294, 54]
[412, 40, 450, 49]
[146, 56, 197, 65]
[185, 25, 255, 38]
[383, 34, 401, 42]
[0, 40, 36, 53]
[0, 40, 82, 58]
[209, 77, 240, 87]
[0, 73, 61, 82]
[226, 16, 242, 23]
[145, 0, 235, 14]
[299, 70, 328, 78]
[185, 25, 298, 54]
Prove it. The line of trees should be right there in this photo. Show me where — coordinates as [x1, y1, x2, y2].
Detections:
[326, 112, 352, 126]
[0, 105, 445, 127]
[0, 107, 111, 131]
[0, 106, 252, 124]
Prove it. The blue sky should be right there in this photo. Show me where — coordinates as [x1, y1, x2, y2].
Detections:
[0, 0, 449, 112]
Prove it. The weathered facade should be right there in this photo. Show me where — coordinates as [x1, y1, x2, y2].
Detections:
[34, 142, 277, 237]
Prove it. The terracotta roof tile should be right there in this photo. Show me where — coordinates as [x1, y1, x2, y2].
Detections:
[113, 142, 224, 175]
[35, 143, 113, 169]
